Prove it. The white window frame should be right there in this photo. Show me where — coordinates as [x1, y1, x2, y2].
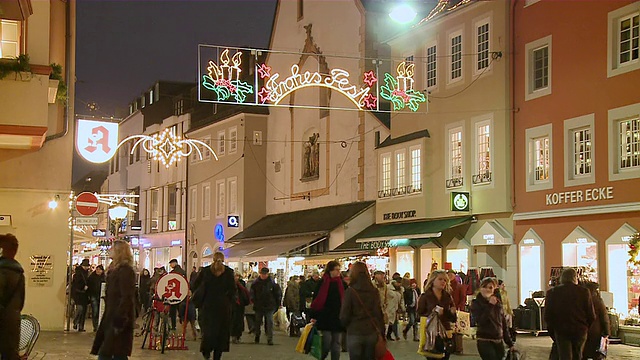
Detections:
[229, 126, 238, 154]
[216, 179, 226, 218]
[472, 115, 494, 187]
[608, 2, 640, 77]
[149, 90, 154, 105]
[564, 114, 595, 187]
[445, 123, 464, 189]
[202, 183, 211, 220]
[525, 35, 552, 101]
[228, 177, 238, 215]
[409, 145, 422, 194]
[218, 130, 226, 156]
[608, 102, 640, 181]
[424, 41, 438, 91]
[0, 20, 20, 59]
[448, 28, 464, 85]
[189, 186, 197, 221]
[379, 152, 392, 197]
[395, 149, 406, 191]
[525, 123, 553, 192]
[202, 135, 212, 161]
[474, 15, 492, 76]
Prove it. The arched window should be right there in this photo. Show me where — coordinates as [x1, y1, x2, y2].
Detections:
[519, 229, 544, 304]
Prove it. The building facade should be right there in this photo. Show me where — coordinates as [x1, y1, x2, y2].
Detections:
[0, 0, 76, 329]
[514, 0, 640, 315]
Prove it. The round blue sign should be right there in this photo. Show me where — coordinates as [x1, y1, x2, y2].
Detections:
[214, 223, 225, 242]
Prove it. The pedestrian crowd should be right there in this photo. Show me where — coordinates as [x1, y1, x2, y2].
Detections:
[0, 234, 616, 360]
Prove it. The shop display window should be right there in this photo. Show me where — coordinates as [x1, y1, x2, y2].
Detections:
[446, 248, 469, 273]
[520, 244, 542, 303]
[562, 242, 598, 278]
[396, 248, 414, 278]
[608, 244, 640, 318]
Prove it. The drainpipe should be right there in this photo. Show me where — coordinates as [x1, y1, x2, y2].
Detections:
[510, 0, 518, 210]
[46, 0, 75, 142]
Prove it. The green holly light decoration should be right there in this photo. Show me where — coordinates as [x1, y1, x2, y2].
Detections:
[629, 232, 640, 265]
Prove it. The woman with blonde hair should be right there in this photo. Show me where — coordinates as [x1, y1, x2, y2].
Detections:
[339, 261, 385, 360]
[417, 269, 456, 360]
[91, 240, 136, 360]
[190, 252, 235, 360]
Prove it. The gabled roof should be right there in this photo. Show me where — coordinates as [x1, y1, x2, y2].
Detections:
[229, 201, 375, 242]
[376, 129, 430, 149]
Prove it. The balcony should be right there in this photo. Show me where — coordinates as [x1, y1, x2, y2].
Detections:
[377, 184, 422, 199]
[472, 171, 492, 184]
[0, 63, 53, 150]
[446, 176, 464, 188]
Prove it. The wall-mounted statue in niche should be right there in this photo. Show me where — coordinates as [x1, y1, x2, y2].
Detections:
[302, 132, 320, 181]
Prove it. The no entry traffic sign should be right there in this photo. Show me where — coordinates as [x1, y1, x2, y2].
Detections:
[75, 192, 99, 216]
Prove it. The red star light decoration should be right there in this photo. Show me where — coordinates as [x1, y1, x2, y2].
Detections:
[363, 70, 377, 87]
[257, 63, 272, 79]
[363, 94, 377, 109]
[258, 87, 271, 103]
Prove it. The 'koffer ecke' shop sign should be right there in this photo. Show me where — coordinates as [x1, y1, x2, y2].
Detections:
[545, 186, 613, 206]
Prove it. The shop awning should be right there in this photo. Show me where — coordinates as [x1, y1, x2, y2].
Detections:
[223, 235, 324, 262]
[336, 216, 473, 250]
[470, 220, 513, 246]
[228, 201, 374, 241]
[293, 251, 371, 266]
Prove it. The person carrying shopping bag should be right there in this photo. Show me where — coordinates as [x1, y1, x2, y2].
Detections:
[309, 261, 346, 360]
[470, 277, 515, 360]
[417, 270, 457, 360]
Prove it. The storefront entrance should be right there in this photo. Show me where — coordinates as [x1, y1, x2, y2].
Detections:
[606, 223, 639, 317]
[519, 229, 545, 304]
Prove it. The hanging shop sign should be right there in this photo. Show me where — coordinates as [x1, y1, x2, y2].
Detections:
[198, 45, 427, 113]
[545, 186, 613, 206]
[228, 215, 240, 228]
[450, 192, 470, 212]
[214, 223, 225, 242]
[28, 255, 54, 287]
[76, 119, 119, 164]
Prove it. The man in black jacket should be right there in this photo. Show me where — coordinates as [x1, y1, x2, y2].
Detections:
[87, 265, 106, 332]
[402, 279, 421, 341]
[71, 259, 91, 331]
[545, 268, 595, 360]
[299, 270, 320, 323]
[250, 268, 282, 345]
[0, 234, 25, 360]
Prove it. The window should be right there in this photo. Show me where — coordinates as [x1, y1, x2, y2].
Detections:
[0, 20, 20, 58]
[379, 153, 391, 198]
[218, 130, 226, 156]
[175, 99, 184, 116]
[608, 3, 640, 77]
[189, 186, 197, 220]
[149, 90, 154, 105]
[447, 126, 464, 188]
[229, 126, 238, 154]
[619, 118, 640, 170]
[141, 94, 146, 108]
[449, 31, 463, 83]
[525, 35, 552, 101]
[216, 180, 226, 217]
[228, 177, 238, 214]
[168, 184, 177, 230]
[202, 136, 212, 160]
[114, 149, 120, 172]
[395, 150, 406, 190]
[129, 143, 135, 165]
[425, 44, 437, 89]
[410, 146, 422, 192]
[135, 145, 140, 162]
[564, 114, 595, 187]
[476, 20, 490, 72]
[297, 0, 304, 20]
[473, 120, 492, 185]
[202, 183, 211, 220]
[619, 13, 639, 66]
[526, 123, 553, 192]
[608, 103, 640, 180]
[150, 189, 160, 231]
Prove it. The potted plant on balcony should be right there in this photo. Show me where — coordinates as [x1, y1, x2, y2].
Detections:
[0, 54, 31, 80]
[49, 63, 67, 103]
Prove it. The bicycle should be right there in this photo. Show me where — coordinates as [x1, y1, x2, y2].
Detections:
[140, 295, 171, 354]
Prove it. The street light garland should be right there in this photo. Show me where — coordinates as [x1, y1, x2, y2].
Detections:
[116, 128, 218, 168]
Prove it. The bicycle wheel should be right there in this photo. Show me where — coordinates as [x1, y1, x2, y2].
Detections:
[161, 314, 168, 354]
[140, 310, 152, 349]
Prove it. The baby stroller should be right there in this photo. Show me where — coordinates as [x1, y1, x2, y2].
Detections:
[288, 312, 306, 337]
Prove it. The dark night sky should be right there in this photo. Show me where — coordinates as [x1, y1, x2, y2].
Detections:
[73, 0, 277, 183]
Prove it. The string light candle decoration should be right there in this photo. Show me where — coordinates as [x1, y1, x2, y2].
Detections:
[117, 128, 218, 168]
[380, 61, 426, 111]
[202, 49, 253, 103]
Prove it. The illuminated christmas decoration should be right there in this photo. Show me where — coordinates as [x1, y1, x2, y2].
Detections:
[263, 64, 371, 109]
[380, 61, 426, 112]
[629, 232, 640, 265]
[420, 0, 473, 24]
[258, 87, 271, 104]
[257, 63, 272, 79]
[117, 128, 217, 168]
[363, 70, 377, 87]
[363, 94, 377, 109]
[202, 49, 253, 103]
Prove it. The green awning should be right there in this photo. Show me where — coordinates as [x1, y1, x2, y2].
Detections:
[335, 216, 473, 250]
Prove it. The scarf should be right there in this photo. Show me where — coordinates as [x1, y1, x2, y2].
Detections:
[310, 273, 344, 312]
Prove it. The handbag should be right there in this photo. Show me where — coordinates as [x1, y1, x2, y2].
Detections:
[352, 290, 387, 360]
[309, 331, 323, 360]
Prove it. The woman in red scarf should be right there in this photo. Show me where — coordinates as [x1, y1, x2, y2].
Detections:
[310, 261, 345, 360]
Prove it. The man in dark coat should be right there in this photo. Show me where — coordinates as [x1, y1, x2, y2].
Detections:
[87, 265, 106, 332]
[300, 270, 320, 322]
[169, 259, 186, 330]
[402, 279, 421, 341]
[250, 268, 282, 345]
[545, 268, 595, 360]
[72, 258, 91, 331]
[0, 234, 25, 360]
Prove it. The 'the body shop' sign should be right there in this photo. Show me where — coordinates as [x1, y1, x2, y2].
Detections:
[545, 186, 613, 206]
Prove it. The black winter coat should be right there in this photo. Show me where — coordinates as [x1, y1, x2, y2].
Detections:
[250, 276, 282, 312]
[91, 264, 137, 357]
[310, 279, 345, 332]
[0, 257, 25, 360]
[470, 294, 514, 347]
[417, 289, 457, 330]
[71, 267, 89, 305]
[545, 283, 595, 338]
[191, 265, 235, 354]
[339, 280, 384, 336]
[87, 271, 105, 300]
[403, 287, 421, 311]
[584, 293, 610, 359]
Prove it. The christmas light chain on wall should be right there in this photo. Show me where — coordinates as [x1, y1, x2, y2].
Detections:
[117, 128, 218, 168]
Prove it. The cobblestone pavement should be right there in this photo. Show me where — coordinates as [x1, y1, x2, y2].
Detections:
[30, 329, 640, 360]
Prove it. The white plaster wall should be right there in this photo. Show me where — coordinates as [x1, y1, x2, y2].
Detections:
[27, 0, 51, 65]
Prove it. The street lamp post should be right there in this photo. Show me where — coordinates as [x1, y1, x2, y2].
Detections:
[108, 200, 129, 240]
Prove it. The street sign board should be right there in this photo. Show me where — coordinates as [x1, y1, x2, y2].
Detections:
[76, 217, 98, 225]
[75, 192, 99, 216]
[155, 273, 188, 305]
